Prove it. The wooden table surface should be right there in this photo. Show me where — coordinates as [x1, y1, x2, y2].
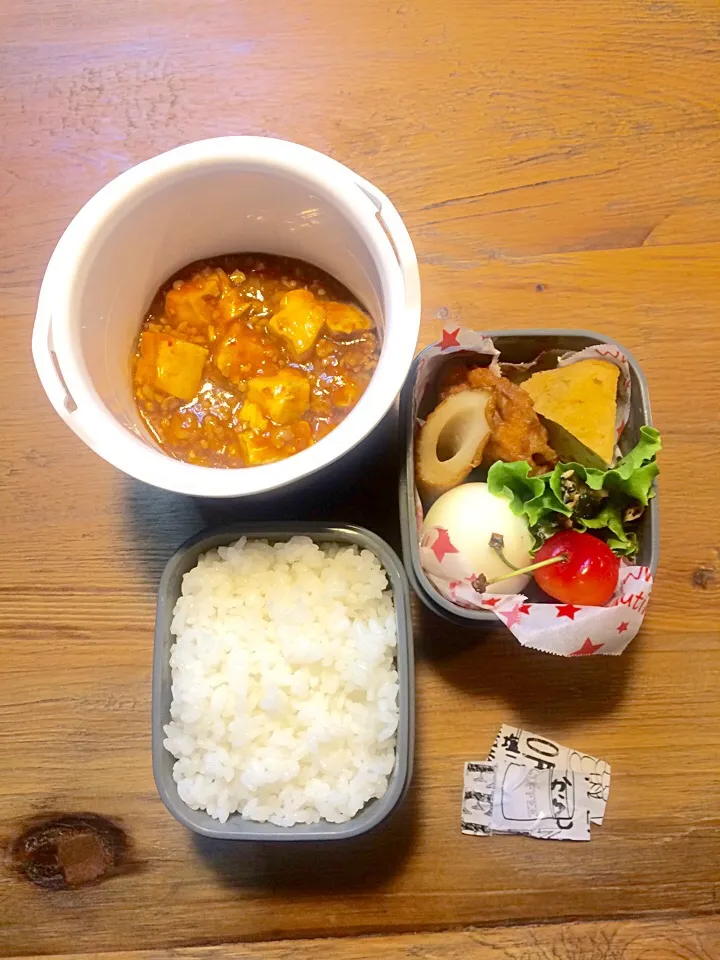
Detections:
[2, 0, 720, 957]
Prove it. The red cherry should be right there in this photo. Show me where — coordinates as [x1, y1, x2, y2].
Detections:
[534, 530, 620, 606]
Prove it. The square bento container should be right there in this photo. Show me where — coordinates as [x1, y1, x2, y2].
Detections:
[399, 330, 659, 626]
[152, 522, 414, 840]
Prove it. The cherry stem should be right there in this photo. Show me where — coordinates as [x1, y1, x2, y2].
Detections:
[488, 533, 518, 571]
[488, 553, 568, 586]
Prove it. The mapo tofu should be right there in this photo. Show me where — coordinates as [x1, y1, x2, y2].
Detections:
[132, 255, 380, 467]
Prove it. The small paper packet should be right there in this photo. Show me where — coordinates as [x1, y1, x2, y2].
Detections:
[414, 327, 652, 656]
[462, 760, 590, 842]
[490, 724, 610, 824]
[462, 726, 610, 841]
[491, 760, 591, 841]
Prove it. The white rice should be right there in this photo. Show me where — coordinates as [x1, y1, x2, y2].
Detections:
[164, 536, 399, 826]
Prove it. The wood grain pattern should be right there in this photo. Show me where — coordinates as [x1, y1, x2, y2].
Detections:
[1, 0, 720, 956]
[19, 917, 720, 960]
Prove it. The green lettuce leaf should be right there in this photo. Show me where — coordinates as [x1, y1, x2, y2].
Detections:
[584, 426, 661, 503]
[577, 502, 638, 557]
[487, 460, 548, 519]
[487, 427, 661, 558]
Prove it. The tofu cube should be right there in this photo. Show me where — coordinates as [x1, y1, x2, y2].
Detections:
[324, 302, 372, 335]
[238, 432, 283, 466]
[214, 323, 278, 383]
[238, 401, 268, 432]
[216, 268, 250, 324]
[139, 330, 208, 401]
[164, 271, 221, 327]
[247, 369, 310, 425]
[268, 290, 326, 359]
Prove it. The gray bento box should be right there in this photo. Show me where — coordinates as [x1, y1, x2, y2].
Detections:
[152, 522, 414, 840]
[399, 330, 659, 627]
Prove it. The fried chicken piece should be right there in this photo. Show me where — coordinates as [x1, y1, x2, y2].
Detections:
[441, 365, 556, 474]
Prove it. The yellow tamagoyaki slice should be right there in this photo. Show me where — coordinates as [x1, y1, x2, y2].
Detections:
[521, 359, 619, 465]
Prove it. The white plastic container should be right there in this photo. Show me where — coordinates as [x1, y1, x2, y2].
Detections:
[33, 137, 421, 497]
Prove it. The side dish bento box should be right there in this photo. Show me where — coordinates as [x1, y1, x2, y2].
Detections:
[399, 330, 659, 626]
[152, 522, 414, 841]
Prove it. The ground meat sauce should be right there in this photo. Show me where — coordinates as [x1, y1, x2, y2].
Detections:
[132, 254, 380, 467]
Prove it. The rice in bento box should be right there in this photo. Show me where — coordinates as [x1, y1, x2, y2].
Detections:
[163, 536, 399, 826]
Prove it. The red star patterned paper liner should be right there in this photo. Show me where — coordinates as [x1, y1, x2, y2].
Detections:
[421, 528, 653, 655]
[412, 329, 501, 424]
[413, 329, 644, 657]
